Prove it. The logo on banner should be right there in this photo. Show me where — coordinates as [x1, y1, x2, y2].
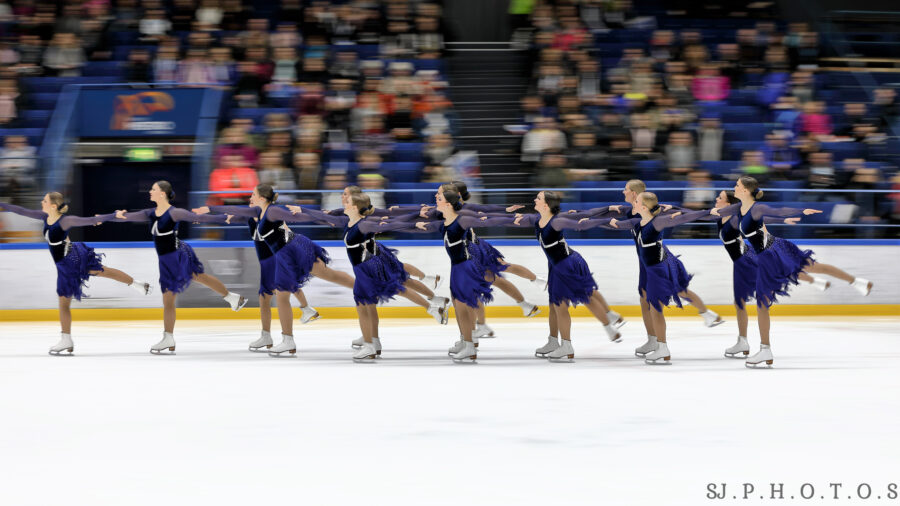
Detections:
[110, 92, 176, 131]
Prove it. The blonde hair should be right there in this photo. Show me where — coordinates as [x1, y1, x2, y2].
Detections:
[626, 179, 646, 193]
[47, 192, 69, 214]
[639, 192, 662, 216]
[350, 192, 374, 216]
[345, 185, 362, 195]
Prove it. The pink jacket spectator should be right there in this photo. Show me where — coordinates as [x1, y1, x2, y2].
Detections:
[213, 144, 259, 168]
[691, 76, 730, 101]
[801, 113, 832, 137]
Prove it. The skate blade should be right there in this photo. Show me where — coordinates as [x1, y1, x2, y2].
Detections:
[724, 351, 750, 358]
[433, 276, 443, 290]
[705, 318, 725, 328]
[525, 307, 541, 318]
[451, 355, 477, 363]
[232, 297, 249, 312]
[150, 348, 175, 355]
[548, 355, 575, 362]
[534, 351, 554, 358]
[48, 349, 74, 356]
[268, 350, 297, 357]
[645, 356, 672, 365]
[745, 360, 774, 368]
[351, 344, 362, 349]
[248, 345, 273, 352]
[353, 355, 376, 362]
[614, 318, 627, 329]
[634, 351, 652, 358]
[301, 312, 321, 324]
[609, 334, 622, 343]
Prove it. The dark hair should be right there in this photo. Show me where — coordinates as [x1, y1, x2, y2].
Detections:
[256, 183, 279, 203]
[738, 175, 764, 200]
[542, 191, 562, 215]
[47, 192, 69, 214]
[438, 184, 463, 211]
[350, 192, 374, 216]
[450, 180, 470, 201]
[723, 190, 739, 205]
[155, 180, 175, 202]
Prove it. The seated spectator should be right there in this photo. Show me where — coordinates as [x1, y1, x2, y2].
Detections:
[836, 103, 873, 137]
[265, 131, 294, 167]
[257, 150, 297, 202]
[0, 79, 22, 126]
[413, 15, 444, 58]
[208, 154, 259, 206]
[324, 78, 357, 133]
[234, 60, 266, 108]
[270, 47, 300, 84]
[628, 113, 661, 157]
[292, 151, 321, 191]
[126, 49, 153, 83]
[42, 32, 85, 77]
[521, 117, 567, 163]
[697, 116, 724, 162]
[263, 112, 293, 134]
[320, 170, 348, 210]
[691, 65, 730, 102]
[357, 173, 387, 209]
[356, 150, 383, 176]
[270, 22, 301, 49]
[209, 47, 236, 86]
[739, 150, 769, 180]
[138, 8, 171, 43]
[153, 46, 180, 83]
[873, 88, 899, 131]
[214, 128, 259, 168]
[386, 95, 416, 140]
[329, 50, 360, 80]
[177, 48, 217, 85]
[534, 151, 570, 188]
[606, 135, 637, 180]
[804, 151, 838, 198]
[665, 130, 697, 179]
[801, 101, 832, 139]
[762, 131, 799, 178]
[0, 135, 36, 195]
[844, 159, 882, 229]
[424, 133, 457, 166]
[565, 130, 606, 176]
[682, 170, 716, 210]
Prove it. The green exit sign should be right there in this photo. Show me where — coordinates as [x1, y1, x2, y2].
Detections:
[126, 147, 162, 162]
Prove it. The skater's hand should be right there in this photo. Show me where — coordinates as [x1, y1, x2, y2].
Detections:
[670, 211, 682, 217]
[286, 205, 303, 215]
[419, 206, 434, 218]
[710, 208, 721, 216]
[784, 217, 801, 225]
[479, 215, 488, 221]
[567, 209, 578, 213]
[225, 214, 234, 224]
[661, 204, 673, 212]
[609, 205, 621, 212]
[802, 208, 823, 215]
[192, 206, 210, 215]
[506, 204, 524, 213]
[610, 218, 620, 228]
[388, 205, 400, 211]
[115, 209, 127, 219]
[415, 221, 428, 230]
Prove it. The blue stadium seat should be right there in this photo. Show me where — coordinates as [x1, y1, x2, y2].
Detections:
[390, 142, 424, 163]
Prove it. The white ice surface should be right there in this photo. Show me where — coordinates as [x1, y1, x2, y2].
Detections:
[1, 316, 899, 505]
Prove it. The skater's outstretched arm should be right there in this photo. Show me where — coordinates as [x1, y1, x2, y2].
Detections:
[169, 208, 231, 224]
[750, 203, 821, 220]
[59, 213, 119, 230]
[262, 205, 328, 225]
[461, 202, 524, 213]
[649, 209, 715, 231]
[202, 205, 261, 218]
[287, 206, 349, 227]
[550, 216, 616, 231]
[0, 202, 47, 220]
[114, 208, 154, 222]
[563, 204, 630, 220]
[711, 203, 741, 218]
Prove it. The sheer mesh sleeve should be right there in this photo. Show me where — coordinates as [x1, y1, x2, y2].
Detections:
[716, 203, 741, 218]
[750, 203, 804, 220]
[208, 205, 261, 218]
[462, 202, 511, 213]
[651, 210, 713, 231]
[59, 213, 118, 231]
[456, 214, 516, 228]
[170, 208, 229, 224]
[115, 208, 154, 222]
[550, 216, 615, 231]
[0, 202, 47, 220]
[299, 207, 349, 228]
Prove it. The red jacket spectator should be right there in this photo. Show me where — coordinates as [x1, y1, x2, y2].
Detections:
[208, 156, 259, 205]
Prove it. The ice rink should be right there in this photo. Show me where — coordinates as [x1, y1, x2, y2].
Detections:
[1, 316, 899, 505]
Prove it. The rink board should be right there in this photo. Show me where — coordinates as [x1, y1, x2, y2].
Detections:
[1, 240, 898, 318]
